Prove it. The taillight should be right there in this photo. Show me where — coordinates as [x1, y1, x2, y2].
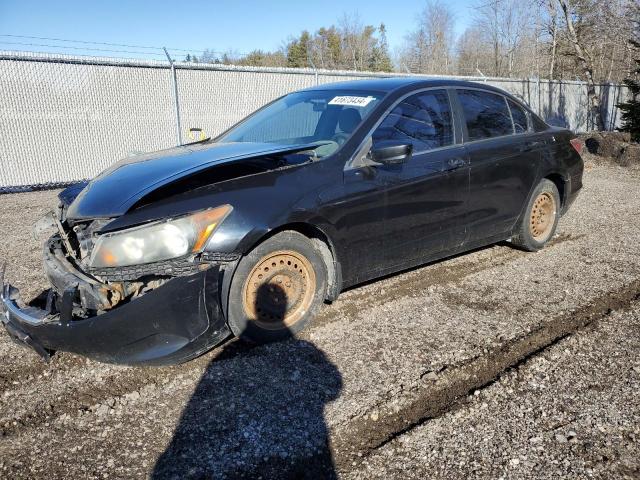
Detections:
[570, 138, 583, 155]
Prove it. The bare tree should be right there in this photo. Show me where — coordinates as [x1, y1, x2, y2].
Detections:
[456, 26, 493, 76]
[400, 0, 455, 74]
[546, 0, 560, 79]
[338, 13, 380, 71]
[468, 0, 537, 77]
[556, 0, 604, 129]
[281, 14, 392, 72]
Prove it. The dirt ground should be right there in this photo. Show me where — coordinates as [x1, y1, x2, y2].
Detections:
[0, 163, 639, 479]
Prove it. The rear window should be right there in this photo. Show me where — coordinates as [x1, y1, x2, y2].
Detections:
[508, 99, 529, 133]
[458, 89, 513, 141]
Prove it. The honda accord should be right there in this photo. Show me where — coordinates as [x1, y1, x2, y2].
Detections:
[0, 78, 584, 365]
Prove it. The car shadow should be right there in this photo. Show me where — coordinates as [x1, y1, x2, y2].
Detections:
[152, 283, 343, 479]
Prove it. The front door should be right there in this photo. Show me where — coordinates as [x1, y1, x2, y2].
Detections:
[355, 88, 469, 277]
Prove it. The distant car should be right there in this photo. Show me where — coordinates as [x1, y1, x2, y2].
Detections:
[1, 78, 583, 365]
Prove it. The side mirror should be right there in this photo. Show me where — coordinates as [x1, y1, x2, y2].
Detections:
[370, 141, 413, 165]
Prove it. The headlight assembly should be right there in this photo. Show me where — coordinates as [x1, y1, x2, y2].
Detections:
[89, 205, 232, 268]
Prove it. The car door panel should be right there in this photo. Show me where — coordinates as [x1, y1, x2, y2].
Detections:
[323, 88, 472, 285]
[454, 89, 542, 244]
[377, 147, 469, 270]
[464, 136, 540, 240]
[361, 89, 468, 276]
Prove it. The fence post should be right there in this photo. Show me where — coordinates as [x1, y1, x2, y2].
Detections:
[307, 52, 319, 86]
[163, 47, 183, 146]
[537, 76, 541, 115]
[611, 83, 622, 131]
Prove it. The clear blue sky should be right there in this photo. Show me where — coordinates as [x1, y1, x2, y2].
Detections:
[0, 0, 474, 59]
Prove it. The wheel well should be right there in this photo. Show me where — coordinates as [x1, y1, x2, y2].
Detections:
[247, 223, 340, 302]
[545, 173, 566, 207]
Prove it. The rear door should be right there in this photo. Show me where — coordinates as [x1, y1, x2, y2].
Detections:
[453, 89, 542, 243]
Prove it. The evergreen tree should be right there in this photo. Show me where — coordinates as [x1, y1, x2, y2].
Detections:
[369, 23, 393, 72]
[315, 27, 342, 69]
[618, 40, 640, 141]
[287, 31, 311, 68]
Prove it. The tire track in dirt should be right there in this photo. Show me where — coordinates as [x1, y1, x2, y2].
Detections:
[332, 278, 640, 473]
[311, 232, 582, 330]
[0, 232, 631, 479]
[0, 331, 260, 437]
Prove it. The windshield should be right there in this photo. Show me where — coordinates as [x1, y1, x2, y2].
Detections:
[219, 89, 383, 158]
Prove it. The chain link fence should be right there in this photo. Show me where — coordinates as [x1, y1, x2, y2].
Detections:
[0, 50, 629, 191]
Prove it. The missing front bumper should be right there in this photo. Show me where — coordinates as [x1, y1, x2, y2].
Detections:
[0, 262, 232, 366]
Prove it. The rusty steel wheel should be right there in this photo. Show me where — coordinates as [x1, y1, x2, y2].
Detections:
[529, 191, 557, 242]
[510, 179, 561, 252]
[228, 231, 327, 343]
[242, 250, 317, 330]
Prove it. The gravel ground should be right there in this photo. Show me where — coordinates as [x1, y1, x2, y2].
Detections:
[0, 164, 639, 479]
[348, 302, 640, 480]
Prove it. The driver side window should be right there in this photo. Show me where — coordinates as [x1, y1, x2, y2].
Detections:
[373, 89, 454, 153]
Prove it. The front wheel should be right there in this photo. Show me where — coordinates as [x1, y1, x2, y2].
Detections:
[510, 179, 561, 251]
[227, 231, 328, 344]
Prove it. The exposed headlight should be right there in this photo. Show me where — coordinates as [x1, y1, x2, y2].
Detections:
[89, 205, 232, 268]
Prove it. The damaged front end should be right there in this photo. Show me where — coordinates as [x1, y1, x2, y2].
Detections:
[1, 141, 326, 365]
[0, 204, 236, 366]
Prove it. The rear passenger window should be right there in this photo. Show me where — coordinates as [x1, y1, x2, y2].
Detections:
[531, 114, 549, 132]
[373, 89, 454, 152]
[508, 99, 529, 133]
[457, 89, 513, 141]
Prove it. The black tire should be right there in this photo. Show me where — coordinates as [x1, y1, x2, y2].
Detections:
[511, 179, 561, 252]
[227, 231, 328, 344]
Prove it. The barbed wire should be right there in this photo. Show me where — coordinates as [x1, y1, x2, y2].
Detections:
[0, 34, 252, 59]
[0, 40, 167, 57]
[0, 34, 177, 50]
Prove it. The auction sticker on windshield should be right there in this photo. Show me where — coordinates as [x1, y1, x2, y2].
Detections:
[328, 96, 376, 107]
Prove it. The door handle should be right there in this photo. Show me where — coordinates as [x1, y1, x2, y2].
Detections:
[521, 140, 544, 152]
[447, 157, 466, 170]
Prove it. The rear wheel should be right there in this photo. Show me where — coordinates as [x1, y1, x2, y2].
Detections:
[227, 231, 327, 343]
[510, 179, 561, 251]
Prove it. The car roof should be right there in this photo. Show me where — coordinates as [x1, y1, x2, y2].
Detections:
[302, 76, 510, 96]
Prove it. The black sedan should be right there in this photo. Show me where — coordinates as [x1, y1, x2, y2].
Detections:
[0, 78, 583, 365]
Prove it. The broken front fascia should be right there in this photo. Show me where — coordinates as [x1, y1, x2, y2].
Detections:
[0, 236, 237, 365]
[0, 262, 232, 365]
[0, 221, 238, 364]
[35, 204, 237, 315]
[44, 231, 238, 320]
[42, 234, 211, 317]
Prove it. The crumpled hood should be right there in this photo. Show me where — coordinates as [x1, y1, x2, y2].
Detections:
[65, 142, 313, 220]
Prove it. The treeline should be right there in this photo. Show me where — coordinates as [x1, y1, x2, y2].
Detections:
[183, 0, 638, 86]
[400, 0, 640, 130]
[185, 14, 392, 72]
[404, 0, 638, 85]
